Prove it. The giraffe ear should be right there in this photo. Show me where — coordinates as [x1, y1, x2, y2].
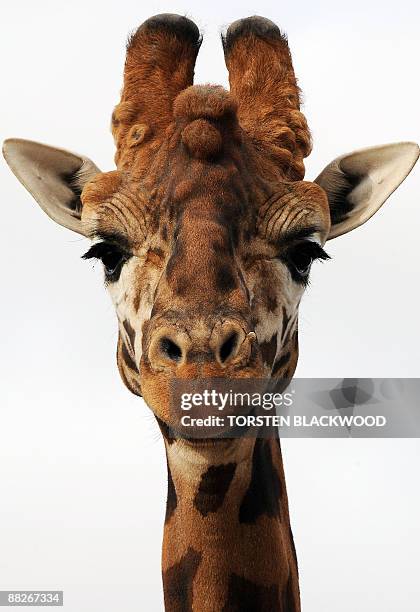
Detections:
[314, 142, 419, 240]
[3, 138, 101, 236]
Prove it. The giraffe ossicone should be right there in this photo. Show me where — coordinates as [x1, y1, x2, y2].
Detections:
[3, 13, 419, 611]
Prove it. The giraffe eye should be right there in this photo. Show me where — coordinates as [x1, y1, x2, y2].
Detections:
[283, 240, 330, 285]
[82, 241, 130, 282]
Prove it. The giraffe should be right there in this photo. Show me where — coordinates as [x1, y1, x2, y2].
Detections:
[3, 14, 418, 611]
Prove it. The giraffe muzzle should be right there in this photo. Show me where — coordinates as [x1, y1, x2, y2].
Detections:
[147, 319, 255, 371]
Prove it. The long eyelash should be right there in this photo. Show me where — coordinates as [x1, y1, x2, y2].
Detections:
[81, 242, 112, 261]
[280, 241, 331, 287]
[302, 242, 331, 262]
[82, 229, 132, 260]
[281, 241, 331, 263]
[82, 241, 131, 285]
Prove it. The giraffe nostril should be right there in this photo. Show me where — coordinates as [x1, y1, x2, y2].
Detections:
[219, 332, 239, 363]
[160, 337, 183, 363]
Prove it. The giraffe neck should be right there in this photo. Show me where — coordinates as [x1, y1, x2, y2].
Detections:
[161, 436, 300, 612]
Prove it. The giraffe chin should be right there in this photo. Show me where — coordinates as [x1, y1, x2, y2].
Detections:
[138, 355, 266, 438]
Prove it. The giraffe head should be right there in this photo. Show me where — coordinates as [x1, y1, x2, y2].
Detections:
[3, 15, 418, 433]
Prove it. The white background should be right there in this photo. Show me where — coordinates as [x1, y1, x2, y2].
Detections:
[1, 1, 419, 610]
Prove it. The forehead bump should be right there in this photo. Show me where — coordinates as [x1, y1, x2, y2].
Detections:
[181, 119, 222, 159]
[174, 85, 240, 160]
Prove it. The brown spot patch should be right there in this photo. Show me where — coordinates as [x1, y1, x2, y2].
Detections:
[264, 282, 279, 313]
[216, 265, 237, 293]
[272, 352, 291, 377]
[165, 466, 177, 523]
[239, 439, 282, 524]
[194, 463, 236, 516]
[122, 319, 136, 353]
[121, 341, 139, 373]
[222, 573, 280, 611]
[260, 334, 277, 368]
[163, 547, 202, 612]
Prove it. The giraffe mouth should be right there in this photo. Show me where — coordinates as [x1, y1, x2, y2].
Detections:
[163, 402, 259, 444]
[179, 437, 234, 449]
